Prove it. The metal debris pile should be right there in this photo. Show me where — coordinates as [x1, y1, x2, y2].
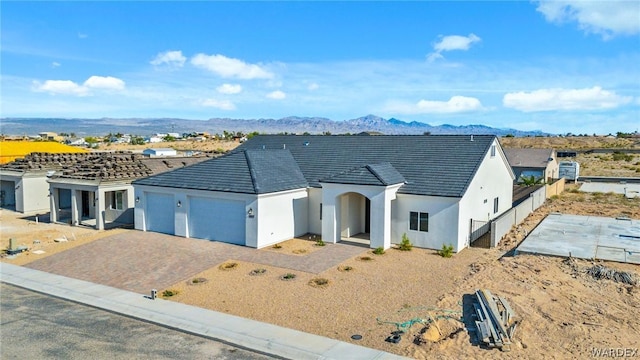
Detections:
[586, 265, 637, 286]
[473, 289, 517, 352]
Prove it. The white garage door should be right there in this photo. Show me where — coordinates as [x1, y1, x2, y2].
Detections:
[146, 193, 175, 234]
[189, 197, 245, 245]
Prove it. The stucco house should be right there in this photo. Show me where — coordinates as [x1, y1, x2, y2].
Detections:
[142, 148, 177, 157]
[133, 135, 515, 252]
[47, 153, 211, 230]
[503, 148, 558, 183]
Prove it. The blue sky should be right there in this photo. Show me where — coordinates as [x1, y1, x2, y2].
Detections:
[1, 1, 639, 134]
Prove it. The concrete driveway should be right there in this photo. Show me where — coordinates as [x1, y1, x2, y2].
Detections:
[25, 230, 365, 293]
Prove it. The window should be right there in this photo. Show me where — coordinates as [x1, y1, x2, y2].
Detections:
[409, 211, 429, 232]
[490, 145, 496, 157]
[493, 197, 499, 214]
[320, 203, 323, 220]
[111, 191, 124, 210]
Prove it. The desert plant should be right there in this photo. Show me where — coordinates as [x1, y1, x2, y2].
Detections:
[315, 239, 326, 247]
[308, 277, 330, 288]
[337, 265, 354, 272]
[397, 233, 413, 251]
[372, 247, 385, 255]
[521, 175, 543, 186]
[272, 243, 282, 249]
[219, 262, 238, 270]
[438, 244, 454, 258]
[280, 273, 297, 280]
[358, 256, 374, 261]
[249, 268, 267, 276]
[162, 289, 178, 297]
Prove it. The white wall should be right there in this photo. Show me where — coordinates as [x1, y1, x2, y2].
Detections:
[458, 139, 514, 251]
[391, 194, 460, 250]
[340, 193, 365, 238]
[0, 173, 50, 213]
[256, 188, 308, 248]
[307, 187, 322, 234]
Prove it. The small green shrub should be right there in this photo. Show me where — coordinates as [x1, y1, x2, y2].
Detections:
[438, 244, 454, 258]
[372, 247, 385, 255]
[397, 233, 413, 251]
[281, 273, 297, 280]
[315, 239, 325, 247]
[162, 289, 178, 297]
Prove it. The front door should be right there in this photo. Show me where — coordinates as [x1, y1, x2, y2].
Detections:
[365, 198, 371, 233]
[82, 191, 90, 217]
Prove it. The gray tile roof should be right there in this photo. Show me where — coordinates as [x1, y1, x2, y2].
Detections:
[504, 148, 554, 169]
[321, 162, 405, 186]
[133, 149, 307, 194]
[235, 135, 496, 197]
[134, 135, 497, 197]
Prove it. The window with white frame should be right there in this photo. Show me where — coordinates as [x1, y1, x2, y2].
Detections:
[490, 145, 496, 157]
[110, 191, 124, 210]
[493, 197, 499, 214]
[409, 211, 429, 232]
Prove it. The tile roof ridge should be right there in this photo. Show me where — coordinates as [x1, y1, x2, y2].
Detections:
[242, 149, 259, 194]
[365, 162, 390, 186]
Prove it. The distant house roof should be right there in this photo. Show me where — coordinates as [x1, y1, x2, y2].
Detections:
[143, 148, 176, 153]
[504, 148, 555, 169]
[135, 135, 498, 197]
[134, 149, 308, 195]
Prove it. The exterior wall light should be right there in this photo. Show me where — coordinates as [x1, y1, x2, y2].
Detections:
[177, 200, 182, 207]
[247, 208, 254, 217]
[135, 196, 140, 203]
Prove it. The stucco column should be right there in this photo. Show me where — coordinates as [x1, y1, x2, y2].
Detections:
[321, 194, 339, 244]
[369, 193, 391, 250]
[95, 190, 104, 230]
[71, 190, 79, 226]
[49, 187, 57, 224]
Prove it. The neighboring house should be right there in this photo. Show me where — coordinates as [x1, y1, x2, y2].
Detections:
[142, 148, 177, 157]
[65, 138, 88, 147]
[504, 148, 558, 183]
[0, 149, 87, 213]
[47, 153, 211, 230]
[38, 132, 63, 142]
[133, 135, 514, 252]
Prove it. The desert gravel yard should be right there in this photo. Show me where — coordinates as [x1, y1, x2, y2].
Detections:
[2, 186, 639, 359]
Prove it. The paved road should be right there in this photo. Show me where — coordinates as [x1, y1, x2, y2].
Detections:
[0, 284, 275, 360]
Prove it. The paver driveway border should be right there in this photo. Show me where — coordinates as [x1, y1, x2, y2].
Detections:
[25, 230, 367, 293]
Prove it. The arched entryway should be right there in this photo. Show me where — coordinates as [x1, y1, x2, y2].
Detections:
[338, 192, 371, 245]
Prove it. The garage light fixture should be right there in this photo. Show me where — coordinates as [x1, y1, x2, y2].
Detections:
[135, 196, 140, 203]
[177, 200, 182, 207]
[247, 208, 254, 217]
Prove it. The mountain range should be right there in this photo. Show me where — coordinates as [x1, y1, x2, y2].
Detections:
[0, 115, 548, 137]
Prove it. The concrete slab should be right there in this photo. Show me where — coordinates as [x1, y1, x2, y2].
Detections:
[579, 182, 640, 198]
[517, 214, 640, 264]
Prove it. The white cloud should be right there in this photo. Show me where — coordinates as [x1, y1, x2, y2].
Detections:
[503, 86, 633, 112]
[216, 83, 242, 94]
[191, 53, 273, 79]
[32, 76, 125, 96]
[266, 90, 286, 100]
[83, 76, 125, 90]
[536, 1, 640, 39]
[308, 82, 319, 91]
[33, 80, 89, 96]
[77, 33, 88, 39]
[51, 62, 61, 68]
[386, 96, 485, 114]
[150, 50, 187, 67]
[200, 98, 236, 110]
[427, 33, 481, 62]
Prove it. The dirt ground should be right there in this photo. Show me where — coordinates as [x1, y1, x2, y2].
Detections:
[1, 190, 638, 359]
[2, 136, 639, 359]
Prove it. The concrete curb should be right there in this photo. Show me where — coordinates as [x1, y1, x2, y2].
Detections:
[0, 263, 408, 360]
